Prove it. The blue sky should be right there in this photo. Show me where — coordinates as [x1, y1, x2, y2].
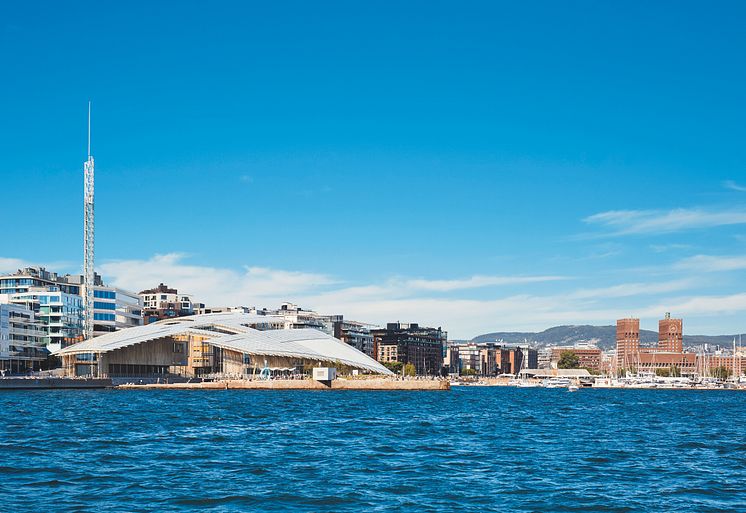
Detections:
[2, 1, 746, 338]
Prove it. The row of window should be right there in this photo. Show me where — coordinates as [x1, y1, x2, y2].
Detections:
[0, 278, 39, 286]
[93, 313, 115, 321]
[93, 301, 116, 310]
[94, 290, 116, 299]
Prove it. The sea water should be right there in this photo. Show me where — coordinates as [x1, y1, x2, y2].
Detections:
[1, 387, 744, 512]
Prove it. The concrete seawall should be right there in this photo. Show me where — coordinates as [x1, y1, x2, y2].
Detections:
[117, 378, 450, 391]
[0, 378, 112, 390]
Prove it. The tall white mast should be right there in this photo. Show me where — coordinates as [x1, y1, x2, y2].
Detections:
[735, 336, 739, 380]
[83, 101, 95, 340]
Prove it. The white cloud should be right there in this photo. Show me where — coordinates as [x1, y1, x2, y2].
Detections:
[724, 180, 746, 192]
[0, 258, 28, 274]
[299, 292, 626, 336]
[675, 254, 746, 273]
[99, 253, 336, 305]
[32, 252, 745, 338]
[0, 257, 78, 275]
[403, 275, 567, 292]
[649, 243, 692, 253]
[642, 293, 746, 318]
[583, 208, 746, 235]
[94, 254, 578, 336]
[569, 279, 697, 300]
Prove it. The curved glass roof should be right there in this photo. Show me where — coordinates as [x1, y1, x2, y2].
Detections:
[55, 312, 393, 375]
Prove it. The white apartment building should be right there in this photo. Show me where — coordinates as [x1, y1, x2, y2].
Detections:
[0, 267, 143, 341]
[139, 283, 195, 324]
[0, 302, 47, 372]
[1, 287, 84, 350]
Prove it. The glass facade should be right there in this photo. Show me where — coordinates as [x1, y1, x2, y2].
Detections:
[10, 289, 83, 347]
[94, 290, 116, 299]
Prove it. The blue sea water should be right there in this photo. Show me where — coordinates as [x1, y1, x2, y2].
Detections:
[1, 387, 745, 512]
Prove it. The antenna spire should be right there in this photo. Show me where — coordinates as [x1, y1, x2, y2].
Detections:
[87, 100, 91, 157]
[83, 101, 95, 343]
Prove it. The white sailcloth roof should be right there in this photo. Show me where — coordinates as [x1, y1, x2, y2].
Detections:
[55, 312, 392, 375]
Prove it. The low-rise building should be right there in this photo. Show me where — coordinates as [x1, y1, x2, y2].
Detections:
[520, 346, 539, 369]
[455, 342, 481, 374]
[140, 283, 195, 324]
[538, 347, 553, 369]
[258, 303, 331, 332]
[444, 343, 460, 376]
[257, 304, 375, 357]
[331, 317, 374, 358]
[551, 343, 603, 372]
[0, 266, 81, 296]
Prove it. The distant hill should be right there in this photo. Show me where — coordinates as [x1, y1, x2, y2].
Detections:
[470, 325, 738, 351]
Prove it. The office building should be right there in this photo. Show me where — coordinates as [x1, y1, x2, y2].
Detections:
[372, 322, 447, 376]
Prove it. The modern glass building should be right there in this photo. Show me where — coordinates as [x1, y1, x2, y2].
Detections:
[9, 287, 84, 349]
[0, 267, 143, 346]
[0, 302, 47, 373]
[55, 312, 393, 379]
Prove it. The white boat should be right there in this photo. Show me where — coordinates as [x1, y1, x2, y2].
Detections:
[543, 377, 572, 388]
[568, 384, 579, 392]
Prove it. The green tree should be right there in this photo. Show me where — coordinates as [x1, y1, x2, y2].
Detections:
[461, 367, 477, 376]
[670, 365, 681, 378]
[333, 359, 354, 376]
[655, 368, 670, 377]
[403, 363, 416, 377]
[712, 366, 731, 380]
[557, 350, 580, 369]
[384, 361, 403, 373]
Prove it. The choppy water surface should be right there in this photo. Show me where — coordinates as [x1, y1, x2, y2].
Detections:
[1, 387, 745, 512]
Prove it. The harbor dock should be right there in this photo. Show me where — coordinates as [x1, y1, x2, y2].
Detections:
[117, 378, 450, 391]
